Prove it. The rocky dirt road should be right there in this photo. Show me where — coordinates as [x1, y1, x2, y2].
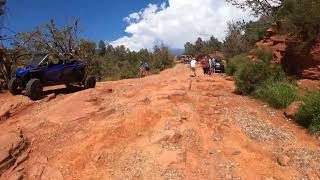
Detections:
[0, 64, 320, 180]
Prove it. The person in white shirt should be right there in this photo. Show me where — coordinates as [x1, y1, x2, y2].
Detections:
[211, 57, 216, 74]
[208, 58, 213, 75]
[190, 58, 197, 77]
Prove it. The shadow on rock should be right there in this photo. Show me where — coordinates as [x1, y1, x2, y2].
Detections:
[44, 86, 85, 96]
[23, 85, 87, 101]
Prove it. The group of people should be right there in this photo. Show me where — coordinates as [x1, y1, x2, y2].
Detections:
[138, 56, 220, 79]
[189, 56, 217, 77]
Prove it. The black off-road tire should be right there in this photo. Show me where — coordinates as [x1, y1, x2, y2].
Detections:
[84, 76, 96, 89]
[26, 79, 43, 100]
[8, 78, 22, 95]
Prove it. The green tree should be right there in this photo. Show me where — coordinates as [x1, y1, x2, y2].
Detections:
[223, 21, 249, 58]
[79, 40, 96, 58]
[184, 36, 223, 57]
[244, 17, 273, 45]
[184, 42, 195, 55]
[98, 40, 107, 56]
[206, 36, 223, 52]
[277, 0, 320, 44]
[195, 37, 204, 53]
[78, 40, 100, 76]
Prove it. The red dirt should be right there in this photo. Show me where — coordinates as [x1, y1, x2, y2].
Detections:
[0, 64, 320, 179]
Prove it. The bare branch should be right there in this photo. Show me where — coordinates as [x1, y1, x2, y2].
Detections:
[226, 0, 282, 16]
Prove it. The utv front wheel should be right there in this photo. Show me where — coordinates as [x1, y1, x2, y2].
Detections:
[8, 78, 22, 95]
[84, 76, 96, 89]
[26, 79, 43, 100]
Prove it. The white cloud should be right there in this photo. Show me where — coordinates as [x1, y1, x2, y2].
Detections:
[124, 12, 140, 23]
[111, 0, 256, 51]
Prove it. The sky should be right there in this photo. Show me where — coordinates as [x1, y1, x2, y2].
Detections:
[4, 0, 256, 51]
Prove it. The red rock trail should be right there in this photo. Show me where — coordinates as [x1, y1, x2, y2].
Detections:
[0, 64, 319, 179]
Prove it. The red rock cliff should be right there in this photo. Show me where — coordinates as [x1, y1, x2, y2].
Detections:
[255, 28, 320, 80]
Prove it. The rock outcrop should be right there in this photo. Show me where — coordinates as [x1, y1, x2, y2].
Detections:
[0, 101, 33, 122]
[255, 28, 287, 64]
[0, 130, 29, 178]
[301, 38, 320, 79]
[255, 28, 320, 80]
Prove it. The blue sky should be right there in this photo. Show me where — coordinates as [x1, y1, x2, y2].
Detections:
[5, 0, 164, 43]
[3, 0, 255, 50]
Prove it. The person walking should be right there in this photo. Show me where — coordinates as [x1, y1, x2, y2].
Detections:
[143, 61, 150, 75]
[190, 58, 197, 77]
[208, 58, 213, 75]
[139, 61, 150, 78]
[212, 57, 216, 74]
[200, 56, 209, 75]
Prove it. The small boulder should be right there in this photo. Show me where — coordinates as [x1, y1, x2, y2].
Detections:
[277, 155, 290, 166]
[284, 101, 303, 119]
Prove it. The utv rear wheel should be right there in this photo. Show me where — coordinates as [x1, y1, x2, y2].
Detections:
[84, 76, 96, 89]
[26, 79, 43, 100]
[8, 78, 22, 95]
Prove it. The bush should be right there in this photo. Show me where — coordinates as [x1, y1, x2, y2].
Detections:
[255, 81, 299, 108]
[309, 114, 320, 134]
[225, 54, 249, 75]
[295, 91, 320, 134]
[256, 48, 273, 62]
[234, 60, 285, 95]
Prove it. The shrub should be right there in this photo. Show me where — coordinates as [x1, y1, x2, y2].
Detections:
[309, 114, 320, 134]
[256, 48, 273, 62]
[234, 60, 285, 95]
[255, 81, 299, 109]
[295, 91, 320, 134]
[225, 54, 249, 75]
